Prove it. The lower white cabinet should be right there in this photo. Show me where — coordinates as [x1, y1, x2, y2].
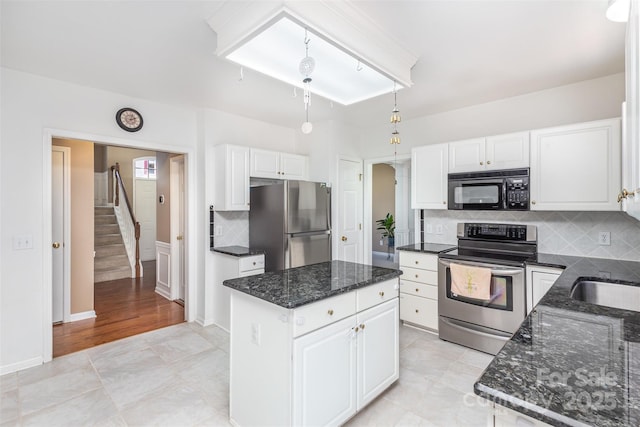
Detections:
[229, 279, 399, 427]
[525, 266, 562, 313]
[492, 403, 552, 427]
[212, 252, 264, 330]
[398, 251, 439, 331]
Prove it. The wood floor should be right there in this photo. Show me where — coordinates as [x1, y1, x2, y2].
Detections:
[53, 260, 185, 358]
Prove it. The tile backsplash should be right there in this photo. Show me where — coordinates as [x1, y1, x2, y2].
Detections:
[421, 210, 640, 261]
[213, 211, 249, 247]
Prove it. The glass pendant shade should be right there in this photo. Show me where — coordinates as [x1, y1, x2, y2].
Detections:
[299, 56, 316, 76]
[390, 130, 400, 145]
[390, 107, 401, 124]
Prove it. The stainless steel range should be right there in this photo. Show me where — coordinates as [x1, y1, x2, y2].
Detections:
[438, 223, 537, 355]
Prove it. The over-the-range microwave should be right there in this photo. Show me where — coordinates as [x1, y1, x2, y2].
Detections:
[448, 168, 529, 211]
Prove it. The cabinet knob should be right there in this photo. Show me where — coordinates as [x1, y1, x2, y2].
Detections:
[531, 200, 536, 205]
[253, 262, 256, 266]
[480, 161, 483, 166]
[354, 326, 359, 333]
[415, 274, 419, 278]
[416, 288, 419, 292]
[52, 242, 61, 249]
[415, 309, 419, 313]
[414, 260, 419, 265]
[327, 309, 334, 316]
[379, 291, 384, 297]
[341, 236, 347, 242]
[360, 324, 365, 330]
[442, 201, 446, 205]
[487, 160, 491, 165]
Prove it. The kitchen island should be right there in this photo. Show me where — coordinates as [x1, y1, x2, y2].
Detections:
[475, 254, 640, 426]
[223, 261, 402, 427]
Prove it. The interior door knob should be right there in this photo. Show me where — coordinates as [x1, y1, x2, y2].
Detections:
[341, 236, 347, 242]
[177, 235, 183, 241]
[52, 242, 61, 249]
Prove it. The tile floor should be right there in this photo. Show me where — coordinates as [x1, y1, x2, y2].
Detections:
[0, 322, 493, 426]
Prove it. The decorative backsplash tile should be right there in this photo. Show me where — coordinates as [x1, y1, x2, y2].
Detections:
[420, 210, 640, 261]
[213, 211, 249, 247]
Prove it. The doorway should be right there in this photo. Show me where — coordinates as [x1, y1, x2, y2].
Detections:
[364, 155, 413, 267]
[44, 130, 193, 362]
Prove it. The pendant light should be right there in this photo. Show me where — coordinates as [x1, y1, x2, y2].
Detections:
[390, 82, 401, 144]
[300, 29, 315, 134]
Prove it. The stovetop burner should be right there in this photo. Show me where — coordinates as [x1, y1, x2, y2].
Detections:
[439, 222, 538, 267]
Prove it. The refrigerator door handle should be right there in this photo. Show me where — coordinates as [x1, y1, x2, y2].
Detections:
[289, 230, 331, 238]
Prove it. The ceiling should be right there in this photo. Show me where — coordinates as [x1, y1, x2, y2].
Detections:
[0, 1, 626, 130]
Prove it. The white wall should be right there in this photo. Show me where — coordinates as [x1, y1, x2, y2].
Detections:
[360, 73, 625, 158]
[0, 68, 200, 373]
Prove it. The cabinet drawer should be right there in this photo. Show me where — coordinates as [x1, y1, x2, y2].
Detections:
[399, 252, 438, 270]
[239, 255, 265, 273]
[399, 294, 438, 330]
[356, 279, 399, 312]
[400, 281, 437, 299]
[400, 267, 437, 285]
[293, 292, 356, 337]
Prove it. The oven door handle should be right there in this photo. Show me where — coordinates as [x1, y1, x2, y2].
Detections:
[438, 258, 523, 276]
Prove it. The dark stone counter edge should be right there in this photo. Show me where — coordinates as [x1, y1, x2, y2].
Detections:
[224, 269, 403, 309]
[211, 246, 265, 257]
[395, 243, 457, 254]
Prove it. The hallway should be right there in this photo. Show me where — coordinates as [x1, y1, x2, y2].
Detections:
[53, 260, 184, 357]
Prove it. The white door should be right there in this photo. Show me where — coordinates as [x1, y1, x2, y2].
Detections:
[293, 315, 357, 426]
[52, 147, 69, 324]
[172, 156, 186, 301]
[356, 298, 399, 408]
[337, 158, 363, 263]
[134, 179, 157, 261]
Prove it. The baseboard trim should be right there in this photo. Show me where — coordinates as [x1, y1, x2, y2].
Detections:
[155, 287, 171, 301]
[68, 310, 96, 322]
[0, 356, 43, 375]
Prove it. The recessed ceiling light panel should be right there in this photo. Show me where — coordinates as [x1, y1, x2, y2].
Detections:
[225, 16, 401, 105]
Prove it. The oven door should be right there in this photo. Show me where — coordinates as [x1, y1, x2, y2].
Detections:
[438, 258, 525, 333]
[448, 178, 505, 210]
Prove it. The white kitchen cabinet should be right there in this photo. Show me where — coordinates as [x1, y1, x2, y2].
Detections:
[212, 252, 264, 330]
[448, 132, 529, 173]
[525, 265, 562, 314]
[411, 143, 448, 209]
[492, 403, 552, 427]
[229, 279, 399, 427]
[530, 118, 621, 211]
[250, 148, 309, 180]
[398, 251, 439, 331]
[293, 298, 399, 426]
[214, 144, 250, 211]
[622, 1, 640, 221]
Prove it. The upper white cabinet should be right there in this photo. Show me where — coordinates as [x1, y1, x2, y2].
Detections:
[214, 144, 250, 211]
[250, 148, 309, 180]
[448, 132, 530, 173]
[622, 1, 640, 220]
[530, 118, 621, 211]
[411, 143, 448, 209]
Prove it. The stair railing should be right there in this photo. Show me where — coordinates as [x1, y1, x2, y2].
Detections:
[111, 162, 142, 278]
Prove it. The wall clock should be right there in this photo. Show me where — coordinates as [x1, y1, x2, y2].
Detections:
[115, 108, 143, 132]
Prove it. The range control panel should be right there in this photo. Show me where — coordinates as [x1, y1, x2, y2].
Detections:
[460, 223, 532, 241]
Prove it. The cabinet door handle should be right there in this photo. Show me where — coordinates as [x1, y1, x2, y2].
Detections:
[379, 291, 384, 297]
[327, 309, 334, 316]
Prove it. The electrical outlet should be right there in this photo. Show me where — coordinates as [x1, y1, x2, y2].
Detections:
[215, 225, 223, 236]
[426, 224, 433, 234]
[598, 231, 611, 246]
[435, 224, 444, 235]
[251, 323, 261, 345]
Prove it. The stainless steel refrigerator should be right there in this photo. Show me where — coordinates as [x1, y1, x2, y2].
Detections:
[249, 180, 331, 272]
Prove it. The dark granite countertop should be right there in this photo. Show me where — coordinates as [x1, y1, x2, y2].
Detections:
[211, 246, 265, 257]
[223, 260, 402, 309]
[396, 242, 457, 254]
[475, 254, 640, 427]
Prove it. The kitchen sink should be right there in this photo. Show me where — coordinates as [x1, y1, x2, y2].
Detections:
[570, 280, 640, 312]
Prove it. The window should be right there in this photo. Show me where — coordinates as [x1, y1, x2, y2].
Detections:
[134, 157, 156, 180]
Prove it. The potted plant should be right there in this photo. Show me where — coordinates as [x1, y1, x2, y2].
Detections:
[376, 213, 396, 248]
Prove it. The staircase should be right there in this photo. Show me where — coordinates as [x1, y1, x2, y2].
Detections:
[94, 207, 132, 282]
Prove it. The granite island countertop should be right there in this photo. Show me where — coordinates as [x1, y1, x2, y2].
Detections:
[223, 260, 402, 309]
[475, 254, 640, 427]
[396, 242, 457, 254]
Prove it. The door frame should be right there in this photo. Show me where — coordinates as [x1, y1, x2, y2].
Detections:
[42, 128, 196, 363]
[335, 155, 364, 263]
[363, 154, 411, 265]
[170, 155, 185, 300]
[51, 145, 72, 323]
